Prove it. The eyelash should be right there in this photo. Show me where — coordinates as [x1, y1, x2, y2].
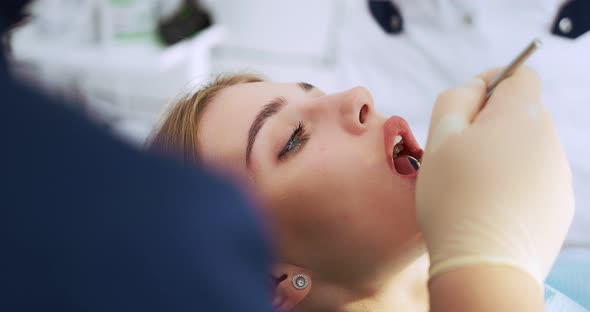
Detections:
[278, 121, 309, 161]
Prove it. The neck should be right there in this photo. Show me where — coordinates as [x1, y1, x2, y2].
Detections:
[300, 235, 430, 312]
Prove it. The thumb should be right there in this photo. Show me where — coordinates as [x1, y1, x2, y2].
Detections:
[426, 78, 486, 153]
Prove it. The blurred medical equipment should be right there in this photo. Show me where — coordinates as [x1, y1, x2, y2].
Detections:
[158, 0, 211, 46]
[8, 0, 341, 144]
[27, 0, 193, 46]
[8, 0, 221, 144]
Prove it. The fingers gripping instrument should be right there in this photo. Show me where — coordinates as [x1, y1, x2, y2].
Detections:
[411, 38, 542, 170]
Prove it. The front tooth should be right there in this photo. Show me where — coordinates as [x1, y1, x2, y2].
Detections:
[394, 135, 402, 145]
[393, 145, 402, 159]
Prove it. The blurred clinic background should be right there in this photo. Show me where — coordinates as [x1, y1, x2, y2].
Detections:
[6, 0, 346, 143]
[4, 0, 590, 244]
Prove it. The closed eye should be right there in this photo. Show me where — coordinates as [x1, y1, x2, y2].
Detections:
[278, 121, 309, 161]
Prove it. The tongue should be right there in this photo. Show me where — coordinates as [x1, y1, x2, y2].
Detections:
[394, 155, 417, 175]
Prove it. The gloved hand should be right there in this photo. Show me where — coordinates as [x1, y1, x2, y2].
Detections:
[416, 67, 575, 288]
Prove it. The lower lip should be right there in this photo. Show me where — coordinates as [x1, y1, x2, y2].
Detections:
[383, 116, 419, 178]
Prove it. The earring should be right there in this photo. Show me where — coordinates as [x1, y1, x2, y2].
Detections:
[292, 273, 310, 290]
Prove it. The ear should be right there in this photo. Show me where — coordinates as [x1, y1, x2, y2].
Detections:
[271, 263, 312, 311]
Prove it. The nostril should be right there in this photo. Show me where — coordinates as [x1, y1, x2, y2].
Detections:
[359, 104, 369, 124]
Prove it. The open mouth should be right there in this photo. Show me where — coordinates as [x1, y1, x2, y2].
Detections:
[384, 116, 423, 176]
[392, 135, 421, 174]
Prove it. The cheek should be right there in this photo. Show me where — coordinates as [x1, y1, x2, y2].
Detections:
[258, 151, 352, 239]
[310, 144, 419, 237]
[258, 135, 420, 252]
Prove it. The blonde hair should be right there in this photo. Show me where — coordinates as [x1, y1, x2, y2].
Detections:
[147, 73, 265, 164]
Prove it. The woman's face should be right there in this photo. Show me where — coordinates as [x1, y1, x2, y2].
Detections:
[198, 81, 423, 275]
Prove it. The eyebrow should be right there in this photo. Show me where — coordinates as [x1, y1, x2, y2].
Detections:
[245, 82, 315, 167]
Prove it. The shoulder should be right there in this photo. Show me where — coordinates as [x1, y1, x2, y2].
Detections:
[1, 72, 272, 312]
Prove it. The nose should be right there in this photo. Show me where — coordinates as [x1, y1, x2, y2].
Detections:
[333, 86, 374, 134]
[301, 86, 374, 134]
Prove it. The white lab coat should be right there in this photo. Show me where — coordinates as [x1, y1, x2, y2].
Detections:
[335, 0, 590, 247]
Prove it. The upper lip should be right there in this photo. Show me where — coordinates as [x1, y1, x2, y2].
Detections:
[383, 116, 423, 174]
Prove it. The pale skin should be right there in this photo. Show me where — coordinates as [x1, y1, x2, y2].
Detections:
[423, 67, 558, 312]
[198, 80, 429, 311]
[195, 67, 553, 311]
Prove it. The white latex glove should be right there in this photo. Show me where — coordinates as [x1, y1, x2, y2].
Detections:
[416, 67, 575, 287]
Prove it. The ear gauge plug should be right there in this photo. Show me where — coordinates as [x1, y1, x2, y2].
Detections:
[292, 274, 310, 290]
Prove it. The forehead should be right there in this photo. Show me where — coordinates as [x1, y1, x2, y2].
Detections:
[197, 81, 301, 174]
